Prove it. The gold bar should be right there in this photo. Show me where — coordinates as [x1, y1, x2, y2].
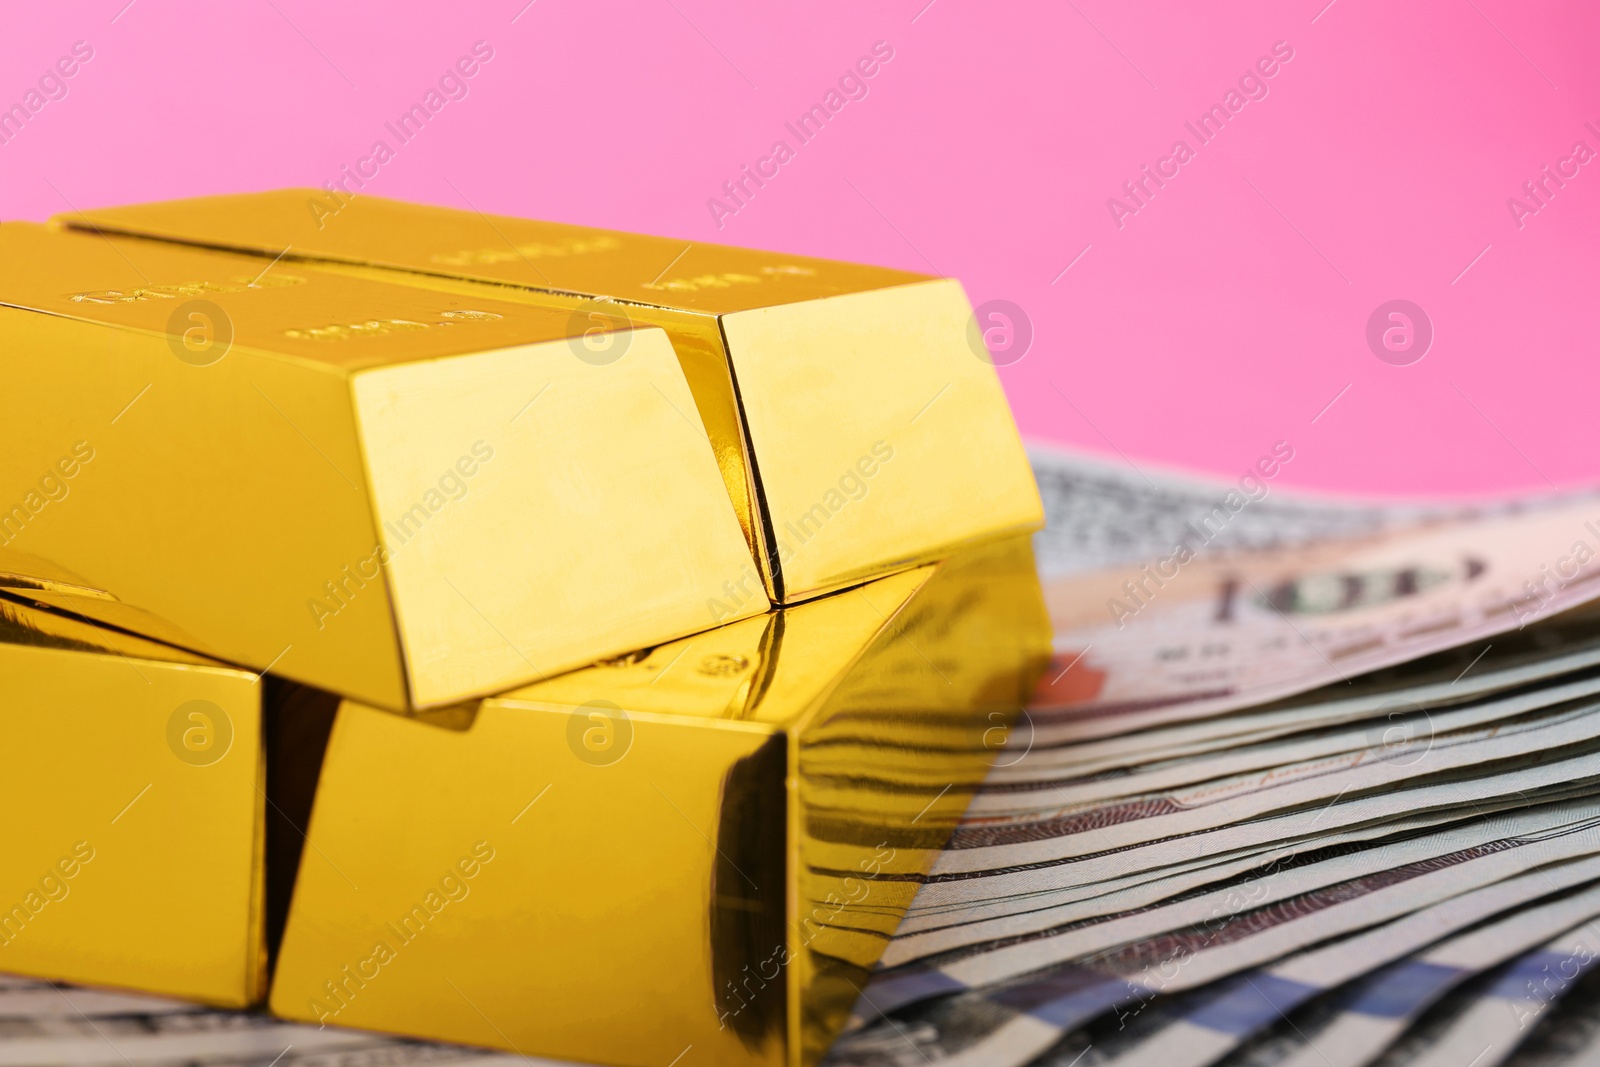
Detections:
[267, 537, 1048, 1066]
[0, 224, 764, 711]
[55, 193, 1045, 606]
[0, 595, 265, 1006]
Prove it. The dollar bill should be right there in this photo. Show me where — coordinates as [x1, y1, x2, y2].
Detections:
[1484, 957, 1600, 1067]
[819, 458, 1600, 1066]
[937, 700, 1600, 877]
[829, 829, 1600, 1067]
[1025, 447, 1543, 580]
[900, 742, 1600, 920]
[1026, 909, 1600, 1067]
[888, 799, 1520, 952]
[992, 608, 1600, 790]
[890, 806, 1484, 949]
[868, 800, 1600, 999]
[1360, 971, 1524, 1067]
[887, 782, 1595, 946]
[972, 669, 1600, 817]
[1014, 599, 1600, 769]
[1207, 888, 1600, 1067]
[1089, 865, 1600, 1067]
[1371, 934, 1600, 1067]
[1032, 493, 1600, 744]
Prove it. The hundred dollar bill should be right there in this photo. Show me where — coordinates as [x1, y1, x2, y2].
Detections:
[938, 699, 1600, 876]
[890, 791, 1550, 948]
[1217, 888, 1600, 1067]
[902, 741, 1600, 916]
[867, 800, 1600, 998]
[972, 668, 1600, 817]
[1091, 863, 1600, 1067]
[889, 798, 1529, 952]
[1025, 446, 1543, 579]
[1371, 936, 1600, 1067]
[1042, 906, 1600, 1067]
[1360, 971, 1526, 1067]
[829, 829, 1600, 1067]
[1032, 491, 1600, 744]
[943, 856, 1600, 1067]
[992, 606, 1600, 784]
[889, 782, 1593, 942]
[896, 681, 1600, 940]
[998, 866, 1600, 1067]
[1472, 958, 1600, 1067]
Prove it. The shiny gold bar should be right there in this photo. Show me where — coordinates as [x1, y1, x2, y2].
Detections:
[55, 192, 1045, 607]
[268, 538, 1049, 1066]
[0, 223, 763, 711]
[0, 595, 265, 1006]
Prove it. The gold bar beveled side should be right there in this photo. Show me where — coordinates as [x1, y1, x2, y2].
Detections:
[267, 537, 1049, 1067]
[0, 223, 763, 711]
[0, 596, 265, 1006]
[55, 192, 1045, 606]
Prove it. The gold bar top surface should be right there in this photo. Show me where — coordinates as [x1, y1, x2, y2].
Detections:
[0, 219, 622, 370]
[54, 189, 929, 315]
[57, 192, 1046, 608]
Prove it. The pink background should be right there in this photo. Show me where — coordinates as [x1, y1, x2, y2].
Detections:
[3, 0, 1596, 497]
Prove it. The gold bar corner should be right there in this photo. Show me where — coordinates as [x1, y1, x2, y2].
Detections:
[268, 538, 1049, 1066]
[0, 595, 266, 1007]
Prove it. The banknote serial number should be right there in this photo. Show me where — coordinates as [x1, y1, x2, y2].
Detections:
[284, 308, 503, 341]
[66, 275, 305, 304]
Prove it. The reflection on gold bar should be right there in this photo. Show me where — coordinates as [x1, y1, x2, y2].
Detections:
[56, 192, 1045, 606]
[269, 538, 1049, 1067]
[0, 224, 763, 711]
[0, 595, 265, 1006]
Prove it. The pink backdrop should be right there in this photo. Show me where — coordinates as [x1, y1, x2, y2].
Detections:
[3, 0, 1596, 497]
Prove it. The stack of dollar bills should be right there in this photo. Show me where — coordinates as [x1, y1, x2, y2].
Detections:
[13, 449, 1600, 1067]
[827, 448, 1600, 1067]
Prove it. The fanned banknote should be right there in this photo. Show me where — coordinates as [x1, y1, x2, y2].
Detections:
[1400, 950, 1600, 1067]
[826, 452, 1600, 1067]
[1030, 450, 1600, 742]
[1214, 903, 1600, 1067]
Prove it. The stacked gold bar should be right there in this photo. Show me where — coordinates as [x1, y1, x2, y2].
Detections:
[0, 223, 764, 710]
[0, 597, 266, 1006]
[53, 191, 1045, 605]
[0, 193, 1049, 1067]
